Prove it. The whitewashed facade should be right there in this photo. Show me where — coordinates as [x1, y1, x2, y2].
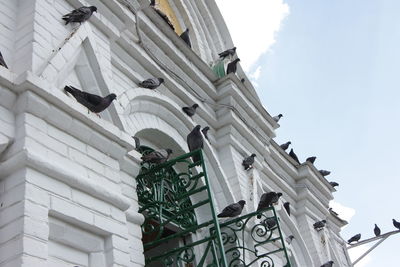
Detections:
[0, 0, 352, 266]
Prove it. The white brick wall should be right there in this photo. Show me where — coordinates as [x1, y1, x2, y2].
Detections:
[0, 0, 351, 266]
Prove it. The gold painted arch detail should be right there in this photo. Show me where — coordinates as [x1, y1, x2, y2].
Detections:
[155, 0, 183, 34]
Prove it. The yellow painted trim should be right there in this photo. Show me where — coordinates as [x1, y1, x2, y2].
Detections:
[156, 0, 183, 34]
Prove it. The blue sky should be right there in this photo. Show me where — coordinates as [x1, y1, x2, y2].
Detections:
[216, 0, 400, 266]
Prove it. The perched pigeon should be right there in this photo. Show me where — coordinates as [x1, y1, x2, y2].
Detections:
[348, 233, 361, 244]
[202, 126, 210, 140]
[306, 156, 317, 164]
[374, 224, 381, 236]
[242, 153, 256, 170]
[182, 104, 199, 117]
[313, 220, 327, 230]
[289, 149, 300, 164]
[272, 114, 283, 122]
[286, 235, 295, 244]
[283, 202, 291, 216]
[393, 219, 400, 230]
[132, 136, 141, 151]
[62, 6, 97, 25]
[218, 47, 236, 59]
[187, 125, 203, 163]
[329, 181, 339, 188]
[153, 8, 175, 30]
[141, 149, 173, 164]
[64, 86, 116, 115]
[226, 58, 240, 74]
[0, 51, 8, 69]
[280, 141, 291, 151]
[217, 200, 246, 218]
[256, 192, 282, 218]
[180, 28, 191, 48]
[264, 217, 277, 229]
[139, 78, 164, 89]
[320, 261, 334, 267]
[319, 170, 331, 176]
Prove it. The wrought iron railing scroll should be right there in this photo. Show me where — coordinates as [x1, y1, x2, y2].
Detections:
[136, 149, 228, 267]
[212, 206, 292, 267]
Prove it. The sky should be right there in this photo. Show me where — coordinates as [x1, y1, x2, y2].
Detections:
[215, 0, 400, 266]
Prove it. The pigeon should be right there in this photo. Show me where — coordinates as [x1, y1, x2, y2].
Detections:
[286, 235, 295, 244]
[187, 125, 203, 163]
[264, 217, 277, 229]
[217, 200, 246, 218]
[64, 86, 116, 115]
[329, 181, 339, 188]
[393, 219, 400, 230]
[348, 233, 361, 244]
[0, 51, 8, 69]
[153, 8, 175, 30]
[272, 114, 283, 123]
[218, 47, 236, 59]
[141, 149, 173, 164]
[242, 153, 256, 170]
[132, 136, 141, 151]
[321, 261, 334, 267]
[182, 104, 199, 117]
[139, 78, 164, 89]
[62, 6, 97, 25]
[180, 28, 191, 48]
[256, 192, 282, 218]
[313, 220, 327, 230]
[289, 149, 300, 164]
[319, 170, 331, 176]
[306, 156, 317, 164]
[374, 224, 381, 236]
[226, 58, 240, 74]
[280, 141, 291, 151]
[283, 202, 291, 216]
[202, 126, 210, 140]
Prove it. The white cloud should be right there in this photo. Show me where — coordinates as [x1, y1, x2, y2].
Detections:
[330, 200, 356, 222]
[215, 0, 290, 72]
[348, 244, 372, 267]
[249, 65, 262, 80]
[248, 65, 262, 87]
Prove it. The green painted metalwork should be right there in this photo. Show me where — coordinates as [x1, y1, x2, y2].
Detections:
[212, 60, 226, 78]
[136, 148, 228, 266]
[212, 206, 292, 267]
[136, 148, 291, 267]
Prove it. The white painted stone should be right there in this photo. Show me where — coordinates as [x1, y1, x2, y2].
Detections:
[0, 0, 352, 266]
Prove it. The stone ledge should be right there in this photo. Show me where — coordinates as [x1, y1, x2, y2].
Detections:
[12, 71, 135, 158]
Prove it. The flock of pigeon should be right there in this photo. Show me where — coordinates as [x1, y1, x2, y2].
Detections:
[346, 219, 400, 245]
[278, 138, 339, 189]
[1, 3, 397, 267]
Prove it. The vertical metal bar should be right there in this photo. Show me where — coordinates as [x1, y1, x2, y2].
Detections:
[199, 150, 228, 267]
[353, 236, 387, 265]
[273, 207, 291, 267]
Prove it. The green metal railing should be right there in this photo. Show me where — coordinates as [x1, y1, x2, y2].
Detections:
[136, 149, 291, 267]
[214, 206, 291, 267]
[136, 149, 227, 266]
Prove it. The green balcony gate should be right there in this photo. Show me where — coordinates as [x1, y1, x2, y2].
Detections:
[136, 149, 291, 267]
